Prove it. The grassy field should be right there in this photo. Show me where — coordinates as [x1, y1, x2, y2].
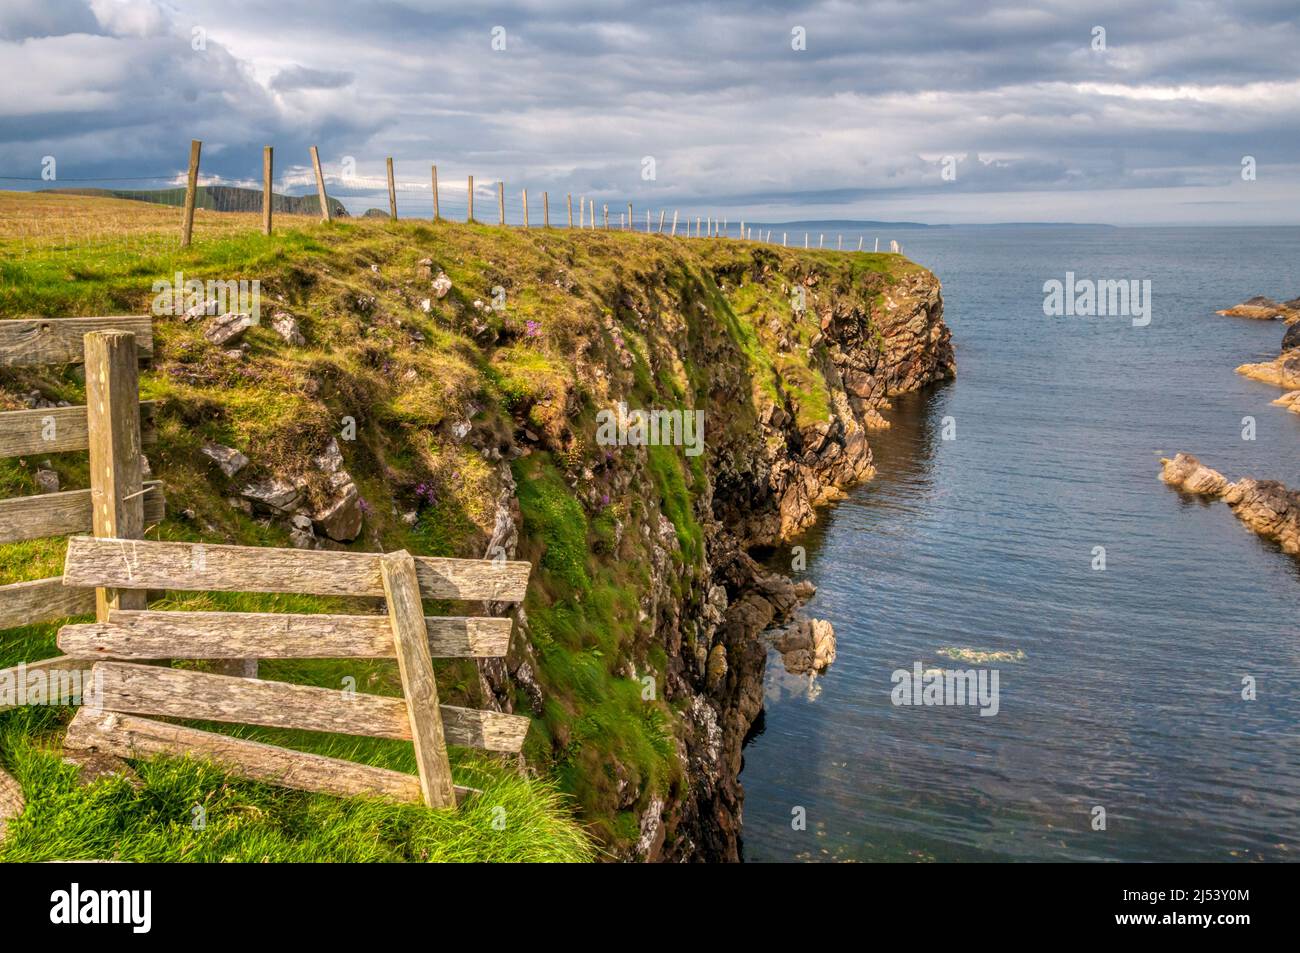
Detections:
[0, 189, 913, 860]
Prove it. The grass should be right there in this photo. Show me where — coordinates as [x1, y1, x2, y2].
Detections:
[0, 189, 918, 859]
[0, 708, 593, 863]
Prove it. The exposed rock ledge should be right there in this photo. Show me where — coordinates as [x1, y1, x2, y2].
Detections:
[1236, 321, 1300, 415]
[1159, 453, 1300, 556]
[1217, 295, 1300, 324]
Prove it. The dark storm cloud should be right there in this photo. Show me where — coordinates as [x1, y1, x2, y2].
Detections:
[270, 66, 355, 92]
[1, 0, 1297, 222]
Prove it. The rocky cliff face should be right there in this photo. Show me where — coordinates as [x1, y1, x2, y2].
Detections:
[471, 249, 954, 860]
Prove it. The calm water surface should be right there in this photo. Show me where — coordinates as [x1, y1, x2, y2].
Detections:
[740, 226, 1300, 862]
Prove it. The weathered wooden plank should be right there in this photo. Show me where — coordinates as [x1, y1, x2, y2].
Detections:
[0, 402, 156, 459]
[0, 655, 92, 713]
[381, 551, 455, 808]
[0, 578, 95, 632]
[57, 609, 510, 660]
[85, 331, 148, 621]
[0, 765, 23, 843]
[64, 709, 476, 805]
[63, 536, 531, 602]
[0, 317, 153, 367]
[92, 661, 530, 752]
[0, 482, 164, 545]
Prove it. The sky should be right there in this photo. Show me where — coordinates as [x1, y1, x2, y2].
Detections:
[2, 0, 1299, 225]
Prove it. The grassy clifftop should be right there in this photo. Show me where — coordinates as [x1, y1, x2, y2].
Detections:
[0, 192, 946, 860]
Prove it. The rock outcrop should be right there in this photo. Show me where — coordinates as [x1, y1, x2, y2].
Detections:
[770, 617, 837, 674]
[1217, 295, 1300, 323]
[1236, 320, 1300, 413]
[1159, 453, 1300, 556]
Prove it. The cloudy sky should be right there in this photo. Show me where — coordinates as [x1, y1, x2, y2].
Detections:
[2, 0, 1299, 224]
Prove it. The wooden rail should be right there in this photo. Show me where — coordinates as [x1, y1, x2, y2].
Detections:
[65, 710, 476, 805]
[63, 536, 530, 602]
[0, 579, 96, 631]
[88, 661, 529, 751]
[0, 482, 163, 545]
[0, 402, 156, 458]
[0, 317, 152, 366]
[57, 609, 510, 659]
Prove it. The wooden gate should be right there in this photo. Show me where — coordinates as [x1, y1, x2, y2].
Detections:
[58, 537, 532, 809]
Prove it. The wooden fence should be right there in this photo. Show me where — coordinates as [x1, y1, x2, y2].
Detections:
[0, 322, 161, 663]
[58, 537, 532, 809]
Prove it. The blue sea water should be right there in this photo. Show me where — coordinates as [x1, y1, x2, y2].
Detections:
[739, 225, 1300, 862]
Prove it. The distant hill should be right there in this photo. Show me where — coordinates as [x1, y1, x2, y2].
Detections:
[44, 185, 349, 218]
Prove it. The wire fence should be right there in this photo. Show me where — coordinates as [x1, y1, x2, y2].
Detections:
[0, 143, 907, 258]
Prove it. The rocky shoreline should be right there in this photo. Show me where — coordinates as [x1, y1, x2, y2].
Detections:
[1217, 295, 1300, 416]
[1159, 453, 1300, 556]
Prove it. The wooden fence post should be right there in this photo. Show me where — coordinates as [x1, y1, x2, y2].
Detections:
[381, 551, 456, 809]
[627, 202, 632, 231]
[522, 189, 529, 228]
[0, 765, 22, 843]
[567, 193, 573, 228]
[858, 236, 863, 251]
[603, 204, 609, 229]
[431, 165, 439, 220]
[497, 182, 505, 225]
[386, 157, 397, 220]
[658, 210, 665, 233]
[262, 146, 273, 236]
[783, 232, 787, 246]
[467, 175, 474, 222]
[181, 139, 201, 248]
[84, 332, 147, 622]
[590, 199, 596, 229]
[310, 146, 332, 223]
[671, 210, 678, 236]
